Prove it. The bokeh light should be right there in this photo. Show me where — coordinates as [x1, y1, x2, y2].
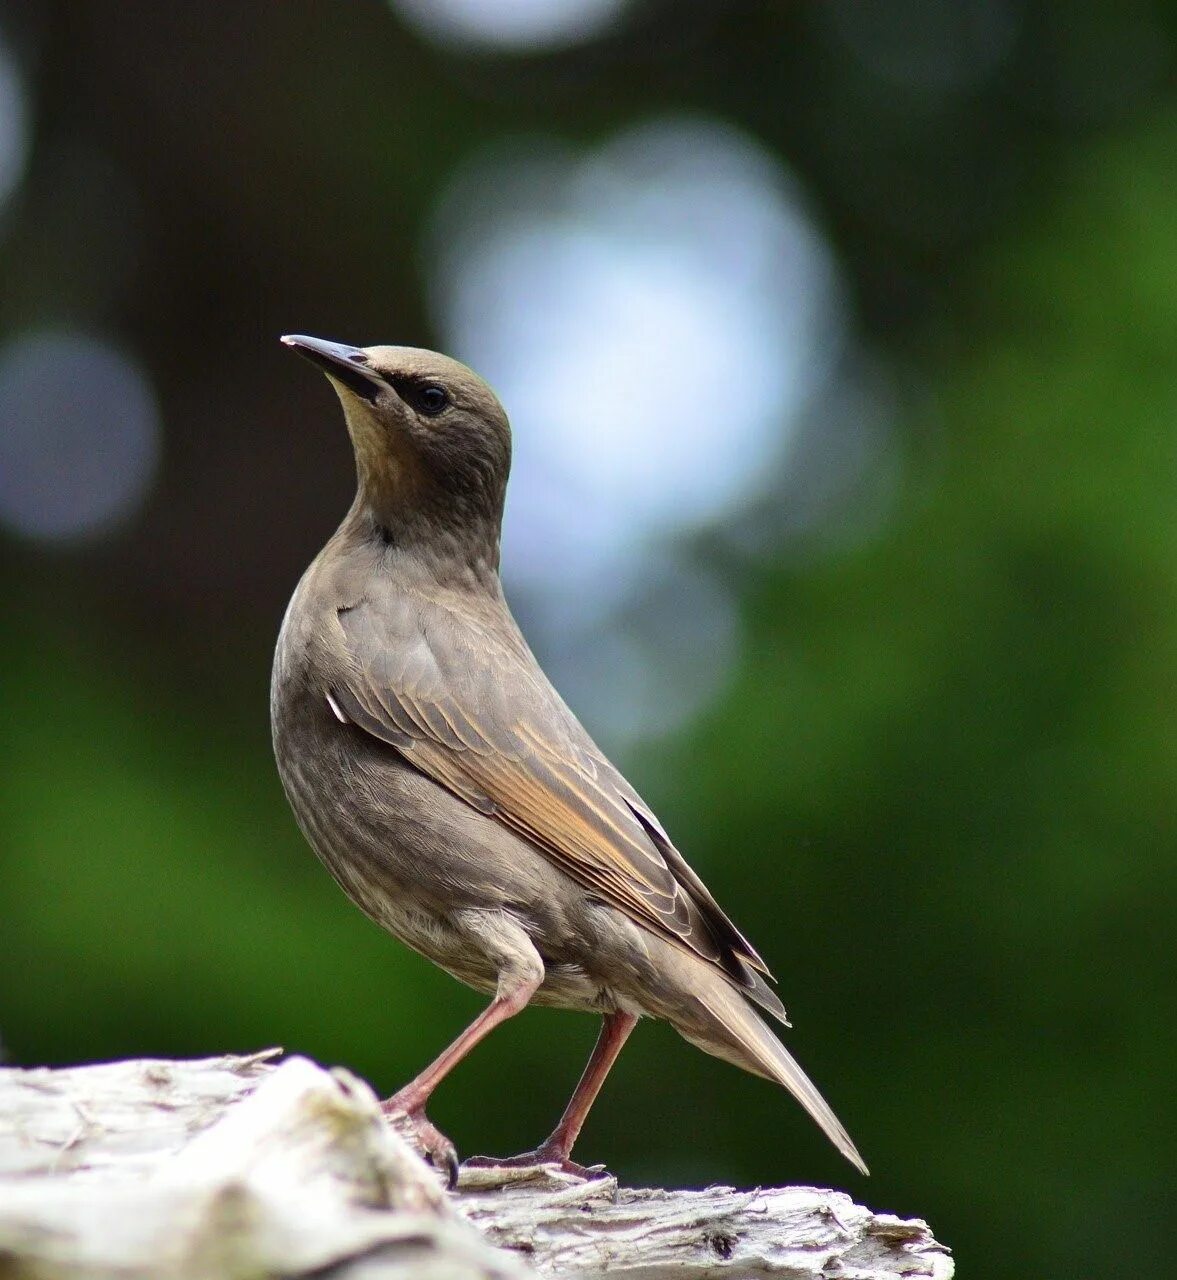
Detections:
[528, 555, 740, 743]
[390, 0, 628, 52]
[0, 30, 30, 215]
[428, 116, 851, 739]
[0, 332, 161, 543]
[430, 118, 845, 591]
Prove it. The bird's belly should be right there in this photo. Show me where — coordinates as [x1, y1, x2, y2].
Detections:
[276, 745, 494, 985]
[344, 869, 505, 996]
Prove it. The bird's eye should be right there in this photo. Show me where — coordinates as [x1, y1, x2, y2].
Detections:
[414, 383, 449, 416]
[386, 375, 451, 417]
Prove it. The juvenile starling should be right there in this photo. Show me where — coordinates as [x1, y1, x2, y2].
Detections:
[272, 334, 867, 1185]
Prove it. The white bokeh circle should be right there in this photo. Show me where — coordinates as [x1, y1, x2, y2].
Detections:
[429, 116, 846, 606]
[0, 331, 161, 543]
[391, 0, 628, 52]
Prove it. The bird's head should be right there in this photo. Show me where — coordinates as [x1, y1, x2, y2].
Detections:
[282, 334, 512, 565]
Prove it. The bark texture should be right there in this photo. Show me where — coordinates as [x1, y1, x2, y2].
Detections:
[0, 1051, 952, 1280]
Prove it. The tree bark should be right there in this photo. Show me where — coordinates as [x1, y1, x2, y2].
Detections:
[0, 1051, 952, 1280]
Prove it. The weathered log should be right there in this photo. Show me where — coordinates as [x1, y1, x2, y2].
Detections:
[0, 1051, 952, 1280]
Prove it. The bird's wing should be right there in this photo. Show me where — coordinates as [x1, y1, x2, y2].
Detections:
[330, 595, 784, 1016]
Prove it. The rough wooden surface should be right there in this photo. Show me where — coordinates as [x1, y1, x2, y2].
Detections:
[0, 1051, 952, 1280]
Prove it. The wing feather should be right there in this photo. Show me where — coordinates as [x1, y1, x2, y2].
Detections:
[331, 598, 776, 1004]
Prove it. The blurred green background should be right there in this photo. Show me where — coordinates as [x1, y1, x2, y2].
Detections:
[1, 2, 1174, 1275]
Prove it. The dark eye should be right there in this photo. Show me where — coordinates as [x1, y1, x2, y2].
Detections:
[386, 375, 452, 417]
[413, 383, 449, 416]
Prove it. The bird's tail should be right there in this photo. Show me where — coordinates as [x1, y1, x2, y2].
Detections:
[674, 969, 869, 1176]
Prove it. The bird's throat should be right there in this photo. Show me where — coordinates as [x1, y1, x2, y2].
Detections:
[339, 398, 503, 582]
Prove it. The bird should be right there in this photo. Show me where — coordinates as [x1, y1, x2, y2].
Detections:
[272, 333, 867, 1187]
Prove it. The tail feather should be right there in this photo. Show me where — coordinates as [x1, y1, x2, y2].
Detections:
[682, 979, 869, 1176]
[745, 968, 791, 1026]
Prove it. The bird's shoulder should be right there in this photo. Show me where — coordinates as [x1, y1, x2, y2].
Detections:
[275, 540, 372, 668]
[337, 571, 588, 749]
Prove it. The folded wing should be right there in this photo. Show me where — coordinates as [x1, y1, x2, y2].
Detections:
[330, 597, 785, 1022]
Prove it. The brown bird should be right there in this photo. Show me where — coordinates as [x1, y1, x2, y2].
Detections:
[272, 334, 867, 1185]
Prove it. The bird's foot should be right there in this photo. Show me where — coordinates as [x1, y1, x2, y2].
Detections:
[463, 1142, 608, 1183]
[381, 1098, 459, 1189]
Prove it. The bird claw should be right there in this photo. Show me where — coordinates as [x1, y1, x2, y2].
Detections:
[382, 1102, 460, 1189]
[463, 1147, 609, 1182]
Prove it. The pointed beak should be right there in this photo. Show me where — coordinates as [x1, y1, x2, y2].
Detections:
[281, 334, 381, 402]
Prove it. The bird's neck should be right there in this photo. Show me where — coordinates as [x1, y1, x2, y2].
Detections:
[340, 488, 503, 593]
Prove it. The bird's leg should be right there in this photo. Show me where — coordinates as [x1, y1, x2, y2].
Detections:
[383, 971, 540, 1186]
[529, 1010, 638, 1170]
[466, 1010, 638, 1178]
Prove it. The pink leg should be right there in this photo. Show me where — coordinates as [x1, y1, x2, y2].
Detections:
[383, 972, 540, 1185]
[467, 1010, 638, 1177]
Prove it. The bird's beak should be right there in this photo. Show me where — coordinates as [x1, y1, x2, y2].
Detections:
[281, 334, 381, 402]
